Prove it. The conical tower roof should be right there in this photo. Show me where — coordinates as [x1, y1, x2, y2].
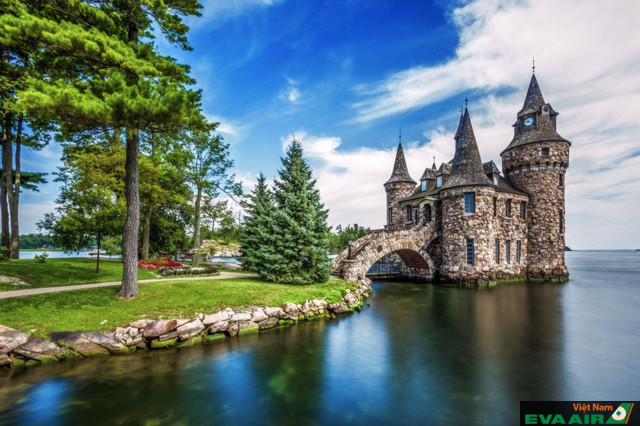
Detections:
[502, 73, 570, 154]
[442, 108, 493, 189]
[385, 142, 416, 185]
[517, 73, 545, 117]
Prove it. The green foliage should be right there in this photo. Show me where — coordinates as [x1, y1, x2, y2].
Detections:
[239, 172, 274, 272]
[0, 277, 356, 336]
[4, 234, 54, 249]
[0, 246, 9, 261]
[148, 206, 190, 254]
[101, 236, 122, 255]
[328, 224, 370, 253]
[250, 141, 331, 284]
[33, 252, 49, 263]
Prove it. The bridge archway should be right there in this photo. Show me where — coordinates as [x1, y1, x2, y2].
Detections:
[332, 227, 437, 282]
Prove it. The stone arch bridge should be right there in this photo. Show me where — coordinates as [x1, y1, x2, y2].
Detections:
[332, 225, 438, 282]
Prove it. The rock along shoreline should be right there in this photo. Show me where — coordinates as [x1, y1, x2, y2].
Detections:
[0, 278, 372, 369]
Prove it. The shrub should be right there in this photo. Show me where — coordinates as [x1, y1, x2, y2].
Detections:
[0, 247, 9, 261]
[138, 259, 183, 270]
[162, 266, 218, 277]
[34, 252, 49, 263]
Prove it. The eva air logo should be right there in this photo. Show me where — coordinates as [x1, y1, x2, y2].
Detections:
[606, 403, 634, 424]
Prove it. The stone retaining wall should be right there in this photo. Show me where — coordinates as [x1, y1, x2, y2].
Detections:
[0, 278, 372, 369]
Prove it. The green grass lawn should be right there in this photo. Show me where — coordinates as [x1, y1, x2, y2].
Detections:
[0, 277, 356, 336]
[0, 258, 158, 292]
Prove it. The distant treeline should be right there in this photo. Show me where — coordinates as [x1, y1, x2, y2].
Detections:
[0, 234, 55, 249]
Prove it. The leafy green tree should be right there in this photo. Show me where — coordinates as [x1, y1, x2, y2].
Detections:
[186, 128, 239, 266]
[0, 3, 51, 258]
[39, 186, 124, 272]
[327, 224, 370, 253]
[239, 172, 274, 273]
[260, 140, 331, 284]
[201, 198, 234, 232]
[0, 0, 204, 297]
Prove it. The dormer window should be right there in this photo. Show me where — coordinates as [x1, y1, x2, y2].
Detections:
[421, 180, 427, 192]
[436, 175, 443, 188]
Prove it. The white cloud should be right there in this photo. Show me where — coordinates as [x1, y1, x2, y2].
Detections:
[340, 0, 640, 249]
[279, 77, 302, 104]
[206, 114, 251, 143]
[281, 131, 455, 231]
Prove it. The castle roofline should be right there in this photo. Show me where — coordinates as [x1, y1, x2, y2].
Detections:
[385, 142, 416, 185]
[442, 108, 493, 189]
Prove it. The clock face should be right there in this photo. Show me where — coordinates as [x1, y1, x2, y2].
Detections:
[524, 117, 534, 126]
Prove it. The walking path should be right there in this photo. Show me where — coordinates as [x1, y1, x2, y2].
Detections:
[0, 271, 257, 300]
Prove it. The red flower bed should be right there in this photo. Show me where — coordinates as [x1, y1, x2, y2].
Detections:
[138, 259, 183, 270]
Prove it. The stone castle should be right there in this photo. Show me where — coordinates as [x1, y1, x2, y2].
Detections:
[333, 73, 571, 285]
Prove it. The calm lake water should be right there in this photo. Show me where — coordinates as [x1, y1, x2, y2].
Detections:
[17, 251, 239, 263]
[1, 251, 639, 425]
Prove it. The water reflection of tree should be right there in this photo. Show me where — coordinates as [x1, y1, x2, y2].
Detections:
[373, 281, 566, 424]
[246, 321, 327, 425]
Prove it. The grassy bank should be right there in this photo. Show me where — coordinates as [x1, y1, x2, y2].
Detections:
[0, 258, 158, 292]
[0, 277, 356, 336]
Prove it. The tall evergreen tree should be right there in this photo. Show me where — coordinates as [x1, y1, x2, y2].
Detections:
[239, 172, 274, 273]
[260, 140, 331, 284]
[0, 0, 204, 297]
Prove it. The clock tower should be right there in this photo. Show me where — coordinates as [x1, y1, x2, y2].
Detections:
[501, 74, 571, 280]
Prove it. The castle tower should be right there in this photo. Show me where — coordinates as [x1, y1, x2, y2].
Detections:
[439, 108, 495, 283]
[384, 142, 416, 230]
[500, 74, 571, 280]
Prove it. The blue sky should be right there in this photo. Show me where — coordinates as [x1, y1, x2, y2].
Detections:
[20, 0, 640, 249]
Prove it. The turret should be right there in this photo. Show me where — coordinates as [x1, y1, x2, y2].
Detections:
[384, 142, 416, 230]
[439, 108, 496, 283]
[500, 74, 571, 280]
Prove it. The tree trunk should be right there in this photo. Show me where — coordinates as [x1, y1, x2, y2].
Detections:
[0, 186, 8, 251]
[9, 115, 22, 259]
[118, 128, 140, 298]
[141, 204, 153, 260]
[193, 186, 202, 267]
[0, 48, 9, 251]
[2, 112, 13, 257]
[96, 232, 101, 273]
[117, 16, 140, 298]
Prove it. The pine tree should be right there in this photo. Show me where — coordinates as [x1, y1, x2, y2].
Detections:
[239, 172, 273, 273]
[260, 140, 331, 284]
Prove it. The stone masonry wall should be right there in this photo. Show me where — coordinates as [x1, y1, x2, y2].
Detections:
[439, 186, 528, 285]
[384, 182, 415, 231]
[502, 141, 569, 280]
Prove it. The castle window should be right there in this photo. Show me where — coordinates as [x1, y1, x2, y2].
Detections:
[516, 241, 521, 264]
[505, 200, 512, 218]
[559, 209, 563, 234]
[493, 197, 497, 217]
[407, 205, 413, 221]
[436, 175, 443, 188]
[495, 239, 500, 263]
[421, 180, 427, 192]
[520, 202, 526, 219]
[505, 240, 511, 264]
[559, 173, 563, 186]
[464, 193, 475, 214]
[466, 239, 474, 266]
[424, 205, 432, 223]
[541, 148, 550, 157]
[388, 208, 393, 224]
